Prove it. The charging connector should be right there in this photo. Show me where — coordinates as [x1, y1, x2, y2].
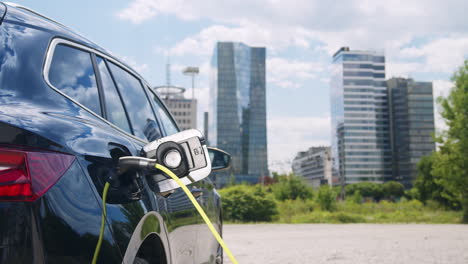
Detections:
[118, 156, 157, 174]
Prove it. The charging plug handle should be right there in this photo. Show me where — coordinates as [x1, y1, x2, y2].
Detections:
[118, 157, 157, 174]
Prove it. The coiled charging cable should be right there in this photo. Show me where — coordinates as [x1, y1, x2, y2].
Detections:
[92, 163, 238, 264]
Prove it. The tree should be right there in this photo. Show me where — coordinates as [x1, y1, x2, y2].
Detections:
[414, 154, 459, 208]
[382, 181, 405, 201]
[219, 185, 278, 222]
[271, 173, 314, 201]
[433, 60, 468, 223]
[415, 154, 437, 202]
[317, 185, 337, 211]
[345, 182, 384, 201]
[350, 190, 363, 204]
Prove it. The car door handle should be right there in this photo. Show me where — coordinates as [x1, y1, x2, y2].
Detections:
[191, 189, 203, 198]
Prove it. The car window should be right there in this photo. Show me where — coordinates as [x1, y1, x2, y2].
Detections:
[48, 44, 101, 115]
[107, 62, 162, 141]
[148, 90, 179, 135]
[95, 56, 132, 134]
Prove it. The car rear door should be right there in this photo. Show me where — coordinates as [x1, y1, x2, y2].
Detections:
[92, 54, 175, 262]
[44, 40, 160, 261]
[45, 39, 177, 261]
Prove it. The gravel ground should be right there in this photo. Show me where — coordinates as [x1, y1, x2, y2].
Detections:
[223, 224, 468, 264]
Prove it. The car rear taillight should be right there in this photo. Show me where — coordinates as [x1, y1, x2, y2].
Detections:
[0, 146, 75, 201]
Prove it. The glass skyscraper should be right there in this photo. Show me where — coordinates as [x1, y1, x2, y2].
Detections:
[330, 47, 392, 185]
[388, 78, 435, 187]
[209, 42, 268, 185]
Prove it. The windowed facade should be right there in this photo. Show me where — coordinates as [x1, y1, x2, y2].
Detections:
[210, 42, 268, 185]
[388, 78, 435, 187]
[158, 97, 197, 131]
[148, 91, 179, 135]
[292, 147, 334, 188]
[330, 47, 391, 185]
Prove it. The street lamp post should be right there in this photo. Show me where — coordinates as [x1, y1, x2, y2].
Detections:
[183, 66, 199, 99]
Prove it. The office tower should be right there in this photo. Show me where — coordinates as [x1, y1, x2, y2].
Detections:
[292, 146, 334, 188]
[388, 78, 435, 187]
[210, 42, 268, 184]
[330, 47, 392, 186]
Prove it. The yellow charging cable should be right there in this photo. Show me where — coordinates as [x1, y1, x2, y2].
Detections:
[156, 163, 239, 264]
[92, 182, 110, 264]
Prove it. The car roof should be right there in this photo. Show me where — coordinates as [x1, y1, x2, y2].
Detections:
[1, 2, 147, 83]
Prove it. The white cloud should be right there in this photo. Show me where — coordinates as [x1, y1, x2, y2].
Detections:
[165, 61, 212, 131]
[386, 62, 424, 78]
[118, 0, 468, 34]
[399, 36, 468, 73]
[267, 57, 323, 89]
[116, 0, 468, 170]
[268, 116, 330, 173]
[123, 0, 468, 80]
[116, 0, 192, 24]
[118, 55, 149, 73]
[158, 23, 313, 57]
[432, 80, 454, 132]
[433, 79, 453, 99]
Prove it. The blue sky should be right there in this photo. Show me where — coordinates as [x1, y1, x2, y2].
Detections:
[14, 0, 468, 172]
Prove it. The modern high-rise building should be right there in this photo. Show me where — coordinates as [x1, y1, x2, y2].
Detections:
[209, 42, 268, 185]
[330, 47, 392, 186]
[330, 47, 436, 189]
[388, 78, 435, 187]
[292, 146, 334, 188]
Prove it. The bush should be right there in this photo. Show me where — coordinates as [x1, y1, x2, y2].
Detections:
[383, 181, 405, 200]
[271, 174, 313, 201]
[277, 199, 316, 223]
[350, 190, 363, 204]
[345, 182, 383, 200]
[317, 185, 337, 211]
[404, 187, 420, 200]
[335, 212, 367, 223]
[219, 185, 278, 222]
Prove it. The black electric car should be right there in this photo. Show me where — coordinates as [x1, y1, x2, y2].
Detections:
[0, 2, 228, 263]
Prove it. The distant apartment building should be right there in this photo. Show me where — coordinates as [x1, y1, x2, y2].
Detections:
[210, 42, 268, 185]
[153, 85, 197, 131]
[165, 98, 197, 131]
[330, 47, 392, 186]
[388, 78, 435, 187]
[292, 147, 334, 188]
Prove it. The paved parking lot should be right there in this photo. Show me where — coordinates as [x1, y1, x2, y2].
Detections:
[223, 224, 468, 264]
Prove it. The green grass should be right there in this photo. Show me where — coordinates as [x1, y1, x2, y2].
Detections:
[275, 199, 463, 224]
